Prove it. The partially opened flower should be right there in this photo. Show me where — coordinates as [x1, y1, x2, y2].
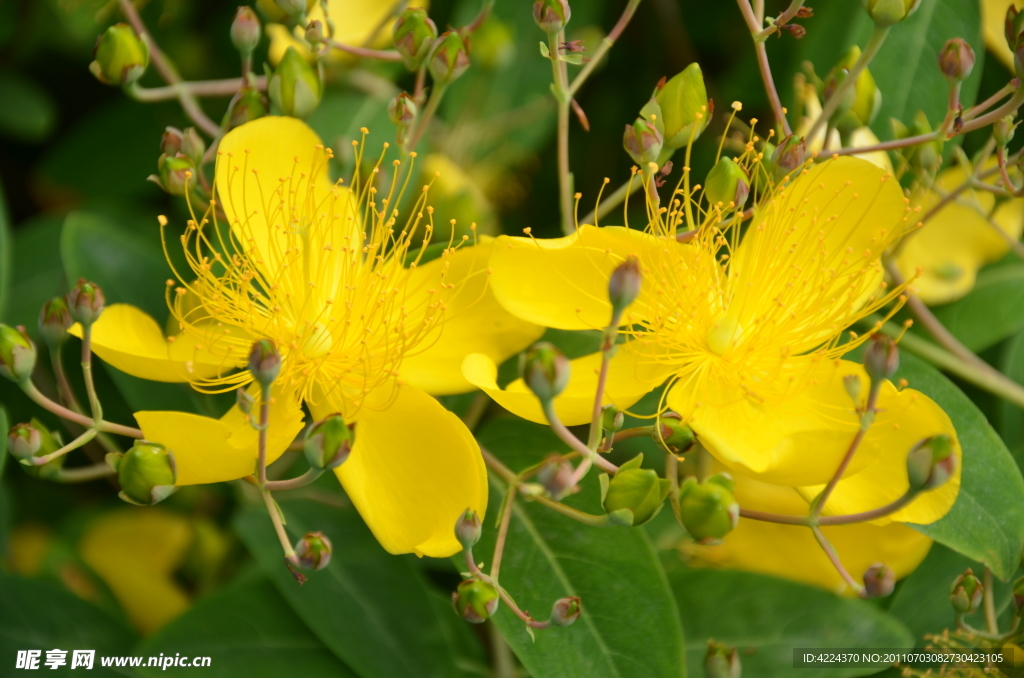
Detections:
[470, 156, 961, 526]
[75, 116, 541, 557]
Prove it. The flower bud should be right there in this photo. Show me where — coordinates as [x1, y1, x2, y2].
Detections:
[452, 579, 499, 623]
[608, 256, 642, 318]
[678, 473, 739, 543]
[996, 115, 1017, 148]
[248, 339, 281, 387]
[601, 454, 672, 526]
[113, 442, 177, 506]
[16, 420, 66, 480]
[658, 412, 696, 454]
[455, 509, 482, 550]
[305, 20, 324, 50]
[1007, 5, 1024, 78]
[156, 154, 195, 197]
[623, 116, 663, 166]
[862, 563, 896, 599]
[222, 87, 269, 131]
[388, 92, 418, 127]
[66, 279, 105, 326]
[938, 38, 975, 82]
[303, 414, 353, 469]
[771, 134, 807, 177]
[231, 6, 262, 59]
[89, 23, 149, 86]
[533, 0, 571, 34]
[705, 641, 741, 678]
[536, 454, 576, 499]
[160, 126, 184, 156]
[550, 596, 581, 627]
[393, 8, 438, 70]
[519, 342, 569, 403]
[294, 531, 332, 570]
[7, 423, 41, 461]
[950, 568, 983, 614]
[863, 334, 899, 383]
[906, 434, 957, 492]
[655, 63, 710, 150]
[274, 0, 307, 18]
[704, 157, 750, 209]
[269, 46, 322, 119]
[601, 404, 624, 434]
[861, 0, 921, 26]
[0, 324, 37, 382]
[1012, 575, 1024, 612]
[38, 297, 72, 348]
[429, 31, 471, 85]
[180, 128, 206, 167]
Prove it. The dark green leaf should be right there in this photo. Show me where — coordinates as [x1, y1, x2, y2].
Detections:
[0, 72, 57, 142]
[929, 264, 1024, 353]
[0, 406, 7, 484]
[474, 418, 687, 678]
[1000, 329, 1024, 456]
[135, 568, 357, 678]
[896, 352, 1024, 580]
[235, 499, 481, 678]
[0, 178, 9, 320]
[671, 568, 913, 678]
[0, 214, 64, 329]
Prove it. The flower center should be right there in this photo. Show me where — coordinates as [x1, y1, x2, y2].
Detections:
[706, 315, 744, 355]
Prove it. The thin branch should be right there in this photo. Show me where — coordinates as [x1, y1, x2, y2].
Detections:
[329, 40, 403, 61]
[21, 381, 143, 438]
[263, 468, 324, 492]
[811, 384, 880, 519]
[128, 76, 267, 101]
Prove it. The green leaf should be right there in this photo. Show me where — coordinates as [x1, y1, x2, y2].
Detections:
[896, 352, 1024, 580]
[0, 214, 65, 328]
[0, 406, 7, 484]
[928, 264, 1024, 353]
[0, 572, 138, 677]
[670, 568, 913, 678]
[234, 500, 482, 678]
[1000, 329, 1024, 456]
[0, 178, 9, 321]
[136, 568, 357, 677]
[475, 419, 687, 678]
[0, 72, 57, 142]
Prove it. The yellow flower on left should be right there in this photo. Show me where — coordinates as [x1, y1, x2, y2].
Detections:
[78, 116, 542, 558]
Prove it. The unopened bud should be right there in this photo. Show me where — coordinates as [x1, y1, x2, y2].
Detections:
[7, 423, 41, 461]
[550, 596, 581, 627]
[393, 8, 438, 70]
[178, 127, 206, 166]
[222, 87, 268, 131]
[906, 434, 957, 491]
[455, 509, 482, 550]
[429, 31, 471, 85]
[861, 0, 921, 26]
[157, 154, 196, 196]
[996, 115, 1017, 147]
[303, 414, 353, 469]
[16, 420, 66, 480]
[658, 413, 696, 454]
[160, 126, 184, 156]
[452, 579, 499, 623]
[273, 0, 307, 18]
[248, 339, 281, 387]
[536, 454, 576, 499]
[533, 0, 571, 34]
[623, 116, 663, 166]
[602, 454, 672, 526]
[388, 92, 418, 127]
[601, 405, 624, 434]
[113, 442, 177, 506]
[950, 568, 983, 614]
[771, 134, 807, 176]
[294, 531, 332, 570]
[679, 473, 739, 543]
[90, 23, 149, 86]
[863, 334, 899, 383]
[704, 157, 750, 208]
[655, 63, 710, 149]
[269, 46, 322, 119]
[0, 324, 37, 382]
[67, 279, 105, 326]
[305, 20, 324, 49]
[231, 6, 262, 58]
[705, 641, 741, 678]
[38, 297, 72, 348]
[938, 38, 975, 82]
[862, 563, 895, 599]
[608, 256, 642, 318]
[519, 342, 569, 403]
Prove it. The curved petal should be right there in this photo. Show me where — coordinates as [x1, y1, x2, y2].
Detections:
[463, 340, 677, 425]
[336, 382, 487, 557]
[399, 239, 545, 395]
[70, 304, 247, 383]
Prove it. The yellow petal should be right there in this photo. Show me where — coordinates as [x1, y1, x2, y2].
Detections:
[463, 340, 677, 425]
[983, 0, 1016, 71]
[69, 304, 245, 383]
[399, 239, 545, 395]
[335, 382, 486, 557]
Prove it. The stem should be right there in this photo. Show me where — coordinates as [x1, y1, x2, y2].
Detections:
[739, 489, 918, 526]
[51, 344, 121, 456]
[666, 452, 682, 526]
[127, 76, 267, 100]
[405, 81, 447, 152]
[460, 392, 490, 433]
[261, 489, 299, 563]
[464, 550, 550, 628]
[462, 0, 494, 34]
[80, 325, 102, 423]
[21, 381, 143, 438]
[567, 0, 642, 98]
[263, 468, 324, 492]
[528, 493, 612, 527]
[754, 41, 791, 136]
[490, 484, 517, 581]
[51, 463, 117, 483]
[807, 24, 890, 140]
[29, 428, 97, 467]
[811, 383, 880, 519]
[542, 401, 618, 481]
[963, 80, 1019, 122]
[549, 30, 574, 236]
[328, 40, 403, 61]
[753, 0, 805, 40]
[481, 447, 518, 485]
[257, 388, 270, 486]
[812, 525, 864, 595]
[984, 567, 999, 635]
[613, 426, 655, 443]
[587, 333, 614, 450]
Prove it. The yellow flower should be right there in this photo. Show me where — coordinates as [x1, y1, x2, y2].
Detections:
[982, 0, 1016, 71]
[894, 162, 1024, 305]
[77, 116, 542, 558]
[471, 157, 961, 525]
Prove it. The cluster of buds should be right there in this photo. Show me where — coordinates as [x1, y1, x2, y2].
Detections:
[520, 342, 570, 404]
[861, 0, 921, 27]
[90, 23, 149, 86]
[678, 473, 739, 543]
[601, 454, 672, 526]
[108, 441, 177, 506]
[269, 46, 322, 119]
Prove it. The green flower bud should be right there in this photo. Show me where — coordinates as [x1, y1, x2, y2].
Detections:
[452, 579, 499, 623]
[161, 126, 184, 156]
[655, 63, 710, 150]
[938, 38, 975, 82]
[906, 434, 957, 492]
[550, 596, 581, 627]
[623, 116, 663, 166]
[704, 157, 750, 209]
[0, 324, 37, 382]
[601, 404, 624, 434]
[231, 6, 262, 59]
[608, 255, 642, 318]
[429, 31, 471, 85]
[303, 414, 353, 469]
[705, 641, 741, 678]
[294, 531, 332, 570]
[601, 454, 672, 526]
[67, 279, 105, 326]
[658, 413, 696, 454]
[536, 454, 576, 499]
[393, 8, 438, 70]
[156, 154, 196, 197]
[863, 334, 899, 383]
[1007, 5, 1024, 78]
[996, 115, 1017, 148]
[861, 0, 921, 26]
[222, 87, 269, 131]
[269, 46, 322, 119]
[114, 442, 177, 506]
[90, 23, 149, 86]
[7, 423, 41, 461]
[862, 563, 895, 599]
[950, 568, 983, 614]
[455, 509, 482, 550]
[38, 297, 72, 349]
[248, 338, 281, 387]
[180, 128, 206, 167]
[274, 0, 307, 18]
[827, 46, 882, 135]
[533, 0, 571, 34]
[16, 420, 66, 480]
[771, 134, 807, 177]
[388, 92, 418, 127]
[519, 342, 569, 403]
[678, 473, 739, 543]
[305, 19, 325, 50]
